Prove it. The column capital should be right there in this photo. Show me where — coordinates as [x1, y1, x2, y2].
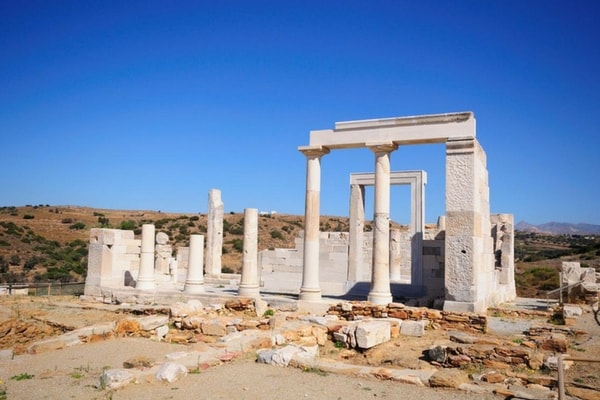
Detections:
[366, 142, 398, 154]
[299, 145, 330, 157]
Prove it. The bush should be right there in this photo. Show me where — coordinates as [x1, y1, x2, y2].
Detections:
[69, 222, 86, 230]
[61, 218, 73, 224]
[232, 239, 243, 252]
[0, 256, 7, 273]
[23, 214, 35, 219]
[270, 229, 284, 240]
[9, 255, 20, 265]
[120, 220, 136, 230]
[24, 256, 39, 270]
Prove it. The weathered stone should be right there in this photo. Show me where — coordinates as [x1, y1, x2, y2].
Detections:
[539, 337, 568, 353]
[181, 316, 203, 330]
[544, 356, 573, 371]
[429, 369, 469, 388]
[156, 232, 169, 245]
[388, 310, 408, 319]
[449, 331, 475, 344]
[201, 318, 227, 336]
[562, 305, 582, 317]
[400, 320, 426, 337]
[271, 345, 303, 367]
[527, 352, 545, 370]
[427, 345, 447, 363]
[567, 386, 600, 400]
[482, 372, 505, 383]
[98, 369, 133, 390]
[311, 326, 328, 346]
[123, 355, 155, 369]
[156, 325, 169, 339]
[355, 321, 390, 349]
[155, 362, 188, 383]
[137, 315, 169, 331]
[447, 354, 471, 367]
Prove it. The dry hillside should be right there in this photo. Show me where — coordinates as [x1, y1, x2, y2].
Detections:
[1, 205, 599, 299]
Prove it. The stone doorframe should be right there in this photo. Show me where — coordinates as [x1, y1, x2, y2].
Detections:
[299, 111, 491, 312]
[348, 171, 427, 290]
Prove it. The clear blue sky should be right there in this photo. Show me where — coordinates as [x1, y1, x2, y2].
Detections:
[1, 1, 599, 225]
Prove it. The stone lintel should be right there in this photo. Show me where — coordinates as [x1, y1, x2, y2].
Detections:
[350, 170, 427, 186]
[335, 111, 473, 130]
[308, 112, 475, 149]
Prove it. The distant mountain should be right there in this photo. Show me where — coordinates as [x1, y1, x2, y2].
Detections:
[515, 221, 600, 235]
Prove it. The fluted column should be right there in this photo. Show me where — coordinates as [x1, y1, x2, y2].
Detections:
[367, 142, 397, 304]
[298, 146, 329, 301]
[238, 208, 260, 297]
[136, 224, 156, 290]
[184, 234, 205, 294]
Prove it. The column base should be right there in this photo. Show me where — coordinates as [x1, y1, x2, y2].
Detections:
[183, 281, 205, 294]
[136, 278, 155, 291]
[367, 291, 392, 305]
[299, 287, 322, 301]
[238, 285, 260, 297]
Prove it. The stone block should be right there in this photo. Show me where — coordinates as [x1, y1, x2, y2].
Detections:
[201, 318, 227, 336]
[400, 320, 426, 337]
[155, 362, 188, 383]
[98, 369, 134, 390]
[137, 315, 169, 331]
[355, 320, 391, 349]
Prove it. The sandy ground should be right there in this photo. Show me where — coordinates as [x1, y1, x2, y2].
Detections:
[0, 337, 499, 400]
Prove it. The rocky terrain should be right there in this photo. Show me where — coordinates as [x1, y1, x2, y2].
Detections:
[0, 294, 598, 399]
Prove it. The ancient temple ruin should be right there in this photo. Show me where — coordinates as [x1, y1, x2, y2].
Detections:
[294, 111, 516, 312]
[84, 111, 516, 313]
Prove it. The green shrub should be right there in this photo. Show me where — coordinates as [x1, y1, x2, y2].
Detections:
[9, 255, 20, 265]
[270, 229, 284, 240]
[69, 222, 86, 230]
[232, 239, 243, 252]
[23, 214, 35, 220]
[24, 256, 40, 270]
[61, 218, 73, 224]
[120, 220, 136, 230]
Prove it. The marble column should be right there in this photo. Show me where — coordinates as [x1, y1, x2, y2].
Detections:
[299, 146, 329, 301]
[184, 234, 205, 294]
[367, 143, 397, 304]
[238, 208, 260, 297]
[136, 224, 156, 290]
[205, 189, 223, 276]
[348, 183, 365, 282]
